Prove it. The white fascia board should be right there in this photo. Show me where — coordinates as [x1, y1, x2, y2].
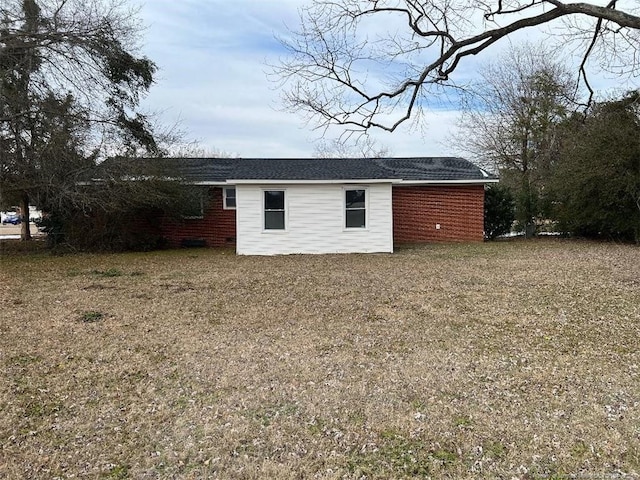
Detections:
[397, 179, 499, 185]
[226, 179, 400, 185]
[188, 181, 228, 186]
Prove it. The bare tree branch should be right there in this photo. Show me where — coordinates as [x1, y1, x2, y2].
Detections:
[275, 0, 640, 133]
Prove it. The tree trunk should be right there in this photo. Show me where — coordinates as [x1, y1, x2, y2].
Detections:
[20, 193, 31, 241]
[520, 134, 536, 239]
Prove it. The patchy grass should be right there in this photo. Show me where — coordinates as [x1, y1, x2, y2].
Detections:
[0, 237, 48, 256]
[79, 310, 107, 323]
[1, 240, 639, 479]
[90, 268, 124, 278]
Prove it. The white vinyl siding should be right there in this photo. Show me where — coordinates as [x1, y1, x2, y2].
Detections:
[236, 183, 393, 255]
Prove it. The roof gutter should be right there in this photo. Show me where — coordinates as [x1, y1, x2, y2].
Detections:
[226, 179, 401, 185]
[189, 181, 229, 186]
[397, 179, 499, 185]
[80, 178, 497, 186]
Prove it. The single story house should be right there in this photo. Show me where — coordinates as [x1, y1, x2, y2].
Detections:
[147, 157, 497, 255]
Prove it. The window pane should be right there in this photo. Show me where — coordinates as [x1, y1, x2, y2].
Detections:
[182, 188, 203, 217]
[265, 190, 284, 210]
[225, 188, 236, 208]
[346, 189, 365, 209]
[265, 211, 285, 230]
[346, 209, 365, 228]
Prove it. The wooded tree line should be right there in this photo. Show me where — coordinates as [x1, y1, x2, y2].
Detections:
[464, 48, 640, 242]
[482, 89, 640, 242]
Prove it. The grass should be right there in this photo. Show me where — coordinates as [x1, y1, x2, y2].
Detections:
[0, 239, 639, 479]
[79, 310, 106, 323]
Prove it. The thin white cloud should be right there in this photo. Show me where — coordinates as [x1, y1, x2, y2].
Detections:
[138, 1, 634, 160]
[140, 0, 323, 157]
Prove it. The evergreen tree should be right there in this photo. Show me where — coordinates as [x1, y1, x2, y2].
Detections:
[551, 91, 640, 242]
[484, 184, 516, 240]
[0, 0, 158, 240]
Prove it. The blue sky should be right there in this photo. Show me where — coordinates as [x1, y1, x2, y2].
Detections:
[138, 1, 635, 159]
[138, 1, 468, 157]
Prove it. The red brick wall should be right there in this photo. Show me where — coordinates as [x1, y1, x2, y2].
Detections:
[392, 185, 485, 243]
[151, 185, 482, 249]
[160, 187, 236, 248]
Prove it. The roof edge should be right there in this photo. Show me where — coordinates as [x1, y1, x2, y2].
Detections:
[397, 179, 499, 185]
[226, 179, 401, 185]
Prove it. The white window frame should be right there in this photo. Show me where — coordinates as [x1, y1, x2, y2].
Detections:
[223, 187, 236, 210]
[262, 189, 287, 232]
[344, 187, 368, 230]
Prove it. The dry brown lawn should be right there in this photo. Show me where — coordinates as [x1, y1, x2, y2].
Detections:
[1, 240, 639, 479]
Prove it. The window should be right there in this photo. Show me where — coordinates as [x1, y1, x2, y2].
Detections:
[264, 190, 285, 230]
[345, 189, 366, 228]
[223, 187, 236, 209]
[182, 188, 205, 218]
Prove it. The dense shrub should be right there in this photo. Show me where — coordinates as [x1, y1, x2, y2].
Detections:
[38, 208, 168, 252]
[484, 184, 515, 240]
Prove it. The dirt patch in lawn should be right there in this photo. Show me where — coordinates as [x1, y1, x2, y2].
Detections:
[1, 240, 639, 479]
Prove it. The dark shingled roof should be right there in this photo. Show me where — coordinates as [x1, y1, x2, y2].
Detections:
[373, 157, 488, 181]
[230, 158, 394, 181]
[155, 157, 236, 183]
[116, 157, 492, 183]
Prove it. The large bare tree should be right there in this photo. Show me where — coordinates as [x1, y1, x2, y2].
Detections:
[457, 44, 574, 234]
[276, 1, 640, 133]
[1, 0, 158, 240]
